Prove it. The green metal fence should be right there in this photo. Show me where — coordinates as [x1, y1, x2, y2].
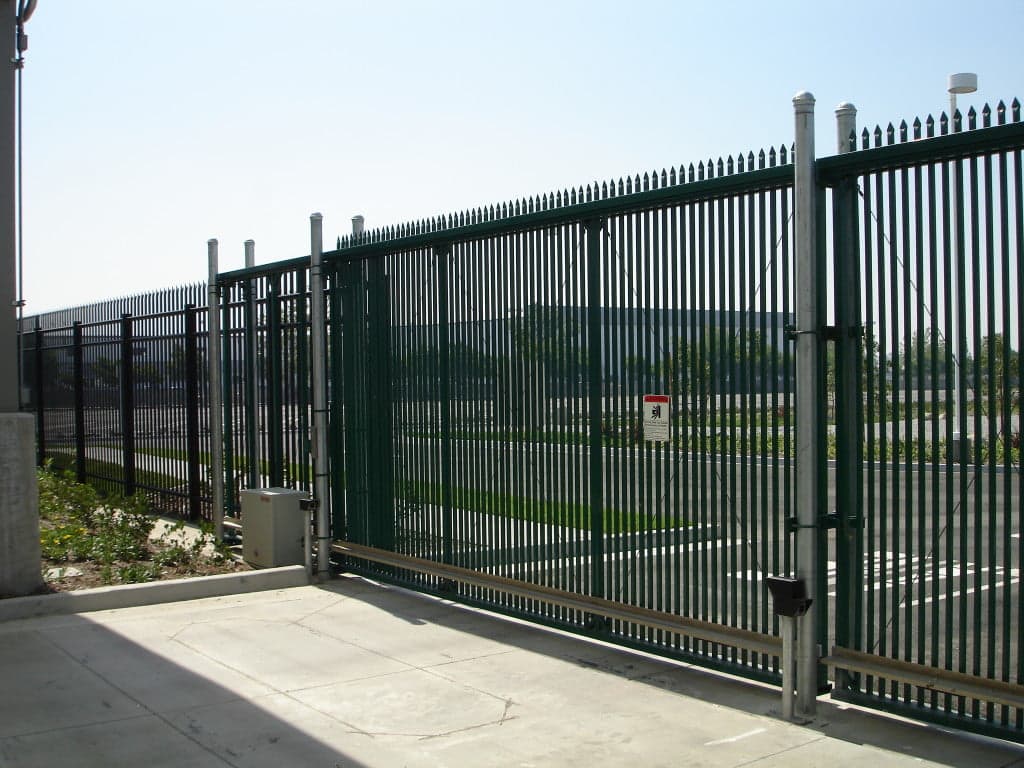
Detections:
[822, 100, 1024, 740]
[315, 155, 798, 681]
[210, 96, 1024, 741]
[218, 257, 315, 515]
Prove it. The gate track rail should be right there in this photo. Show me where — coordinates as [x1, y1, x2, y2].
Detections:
[333, 540, 783, 658]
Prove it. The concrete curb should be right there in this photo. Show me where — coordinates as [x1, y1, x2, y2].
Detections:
[0, 565, 309, 622]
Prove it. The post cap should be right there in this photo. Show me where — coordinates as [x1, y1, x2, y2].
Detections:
[793, 91, 815, 110]
[310, 212, 323, 221]
[835, 102, 856, 116]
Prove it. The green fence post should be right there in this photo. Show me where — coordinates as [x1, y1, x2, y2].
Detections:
[267, 275, 284, 487]
[832, 103, 864, 688]
[436, 244, 453, 565]
[222, 285, 237, 516]
[585, 218, 605, 601]
[328, 264, 346, 542]
[367, 253, 394, 553]
[243, 240, 259, 490]
[341, 259, 368, 545]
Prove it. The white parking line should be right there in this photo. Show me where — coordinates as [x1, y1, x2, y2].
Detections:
[704, 728, 766, 746]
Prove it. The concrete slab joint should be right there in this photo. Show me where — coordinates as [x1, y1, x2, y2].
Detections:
[0, 412, 42, 597]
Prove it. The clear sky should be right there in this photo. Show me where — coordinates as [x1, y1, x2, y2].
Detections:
[19, 0, 1023, 314]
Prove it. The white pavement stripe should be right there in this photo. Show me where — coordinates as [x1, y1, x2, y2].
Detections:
[703, 727, 767, 746]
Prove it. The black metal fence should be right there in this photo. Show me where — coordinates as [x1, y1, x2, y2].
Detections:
[22, 285, 215, 520]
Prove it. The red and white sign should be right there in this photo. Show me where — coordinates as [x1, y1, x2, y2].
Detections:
[643, 394, 670, 442]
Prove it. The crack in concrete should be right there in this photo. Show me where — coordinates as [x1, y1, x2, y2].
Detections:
[34, 630, 240, 767]
[732, 734, 827, 767]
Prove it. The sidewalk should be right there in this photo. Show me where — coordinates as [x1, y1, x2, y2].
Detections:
[1, 575, 1021, 768]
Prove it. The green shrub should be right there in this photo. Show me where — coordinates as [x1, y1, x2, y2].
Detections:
[38, 463, 154, 566]
[37, 461, 101, 528]
[39, 524, 90, 562]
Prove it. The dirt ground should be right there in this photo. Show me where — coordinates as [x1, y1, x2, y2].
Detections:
[40, 550, 251, 593]
[37, 517, 251, 594]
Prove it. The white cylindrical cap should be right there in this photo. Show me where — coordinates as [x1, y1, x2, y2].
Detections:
[948, 73, 978, 95]
[351, 215, 365, 235]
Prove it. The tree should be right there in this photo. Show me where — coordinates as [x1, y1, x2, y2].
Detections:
[167, 344, 187, 382]
[900, 327, 948, 385]
[977, 333, 1019, 434]
[665, 329, 722, 420]
[135, 363, 164, 390]
[91, 357, 119, 388]
[825, 327, 880, 420]
[624, 354, 653, 386]
[512, 305, 586, 397]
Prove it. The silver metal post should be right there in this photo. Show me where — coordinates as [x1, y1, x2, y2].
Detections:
[950, 90, 962, 460]
[310, 213, 330, 581]
[243, 239, 261, 484]
[793, 90, 820, 718]
[207, 239, 224, 542]
[781, 615, 796, 720]
[947, 73, 977, 463]
[835, 102, 857, 155]
[0, 0, 17, 412]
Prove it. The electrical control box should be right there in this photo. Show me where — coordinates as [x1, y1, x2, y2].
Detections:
[240, 488, 307, 568]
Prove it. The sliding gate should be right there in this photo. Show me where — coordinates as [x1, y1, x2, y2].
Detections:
[214, 96, 1024, 742]
[823, 102, 1024, 740]
[325, 155, 799, 684]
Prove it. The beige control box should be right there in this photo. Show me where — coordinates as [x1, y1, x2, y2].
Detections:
[240, 488, 307, 568]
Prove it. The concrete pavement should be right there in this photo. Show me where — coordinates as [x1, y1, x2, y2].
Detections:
[1, 576, 1022, 767]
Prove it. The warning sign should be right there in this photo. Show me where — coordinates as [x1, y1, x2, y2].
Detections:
[643, 394, 670, 442]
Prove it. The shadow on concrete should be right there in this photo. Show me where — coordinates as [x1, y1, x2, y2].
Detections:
[315, 576, 1024, 767]
[0, 611, 368, 768]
